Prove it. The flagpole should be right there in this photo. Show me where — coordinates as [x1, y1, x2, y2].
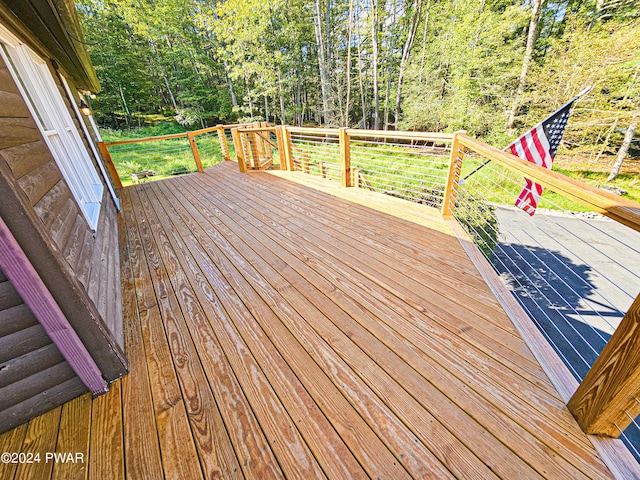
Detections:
[459, 86, 593, 184]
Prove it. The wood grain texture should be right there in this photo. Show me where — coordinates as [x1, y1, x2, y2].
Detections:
[121, 188, 203, 480]
[33, 181, 69, 229]
[0, 118, 41, 150]
[0, 215, 107, 394]
[0, 161, 631, 479]
[457, 134, 640, 232]
[16, 160, 63, 207]
[0, 280, 22, 310]
[89, 380, 124, 480]
[0, 324, 52, 364]
[0, 90, 31, 118]
[0, 141, 51, 180]
[0, 344, 63, 389]
[339, 128, 350, 187]
[0, 303, 37, 337]
[206, 169, 613, 474]
[447, 217, 640, 480]
[198, 167, 613, 479]
[0, 377, 86, 435]
[117, 199, 164, 480]
[0, 422, 27, 480]
[0, 362, 76, 411]
[117, 162, 615, 479]
[13, 407, 61, 480]
[569, 293, 640, 436]
[51, 393, 92, 480]
[127, 187, 242, 478]
[0, 64, 21, 95]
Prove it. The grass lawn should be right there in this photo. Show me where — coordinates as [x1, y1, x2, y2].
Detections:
[102, 124, 235, 187]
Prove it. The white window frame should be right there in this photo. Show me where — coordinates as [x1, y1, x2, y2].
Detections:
[0, 24, 103, 230]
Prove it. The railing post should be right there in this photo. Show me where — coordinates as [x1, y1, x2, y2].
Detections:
[568, 293, 640, 437]
[216, 125, 230, 161]
[441, 132, 464, 218]
[339, 127, 351, 187]
[97, 141, 123, 189]
[280, 126, 294, 171]
[187, 132, 204, 173]
[231, 128, 247, 173]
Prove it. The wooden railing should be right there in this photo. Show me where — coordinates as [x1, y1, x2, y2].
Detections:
[98, 124, 240, 187]
[445, 132, 640, 438]
[97, 123, 640, 440]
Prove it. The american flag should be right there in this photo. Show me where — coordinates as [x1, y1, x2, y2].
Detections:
[509, 101, 575, 215]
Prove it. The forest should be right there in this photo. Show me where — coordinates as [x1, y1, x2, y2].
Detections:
[77, 0, 639, 173]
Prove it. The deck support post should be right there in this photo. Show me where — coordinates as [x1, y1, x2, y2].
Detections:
[187, 132, 204, 173]
[441, 132, 464, 218]
[97, 141, 123, 189]
[231, 128, 247, 172]
[339, 127, 351, 187]
[568, 292, 640, 437]
[217, 125, 231, 161]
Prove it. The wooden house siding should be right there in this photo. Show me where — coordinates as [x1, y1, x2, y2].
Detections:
[0, 38, 127, 433]
[0, 55, 122, 347]
[0, 269, 86, 432]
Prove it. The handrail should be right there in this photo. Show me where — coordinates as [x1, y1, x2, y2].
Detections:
[450, 131, 640, 442]
[456, 134, 640, 233]
[103, 131, 189, 146]
[102, 123, 243, 147]
[287, 126, 341, 135]
[346, 129, 455, 142]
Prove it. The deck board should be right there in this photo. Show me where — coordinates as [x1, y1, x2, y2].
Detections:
[0, 161, 620, 479]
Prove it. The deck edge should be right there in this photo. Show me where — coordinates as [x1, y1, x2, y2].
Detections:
[446, 217, 640, 480]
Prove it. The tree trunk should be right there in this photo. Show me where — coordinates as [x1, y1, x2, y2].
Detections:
[506, 0, 547, 132]
[356, 1, 368, 128]
[313, 0, 331, 126]
[371, 0, 380, 130]
[223, 61, 238, 108]
[383, 0, 398, 130]
[277, 71, 286, 124]
[608, 110, 639, 181]
[394, 0, 425, 128]
[118, 83, 132, 129]
[344, 0, 354, 127]
[149, 36, 178, 111]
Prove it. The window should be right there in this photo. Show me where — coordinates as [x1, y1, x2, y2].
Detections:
[0, 26, 103, 230]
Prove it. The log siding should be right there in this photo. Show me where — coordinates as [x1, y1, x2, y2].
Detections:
[0, 37, 126, 433]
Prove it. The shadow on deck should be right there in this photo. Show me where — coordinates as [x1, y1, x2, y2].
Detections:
[0, 161, 621, 479]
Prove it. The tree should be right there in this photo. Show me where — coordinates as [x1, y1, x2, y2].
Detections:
[506, 0, 548, 132]
[608, 107, 638, 181]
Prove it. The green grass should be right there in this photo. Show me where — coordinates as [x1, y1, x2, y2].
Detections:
[554, 168, 640, 204]
[103, 124, 235, 186]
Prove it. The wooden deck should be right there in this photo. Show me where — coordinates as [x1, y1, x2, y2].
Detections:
[0, 161, 621, 479]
